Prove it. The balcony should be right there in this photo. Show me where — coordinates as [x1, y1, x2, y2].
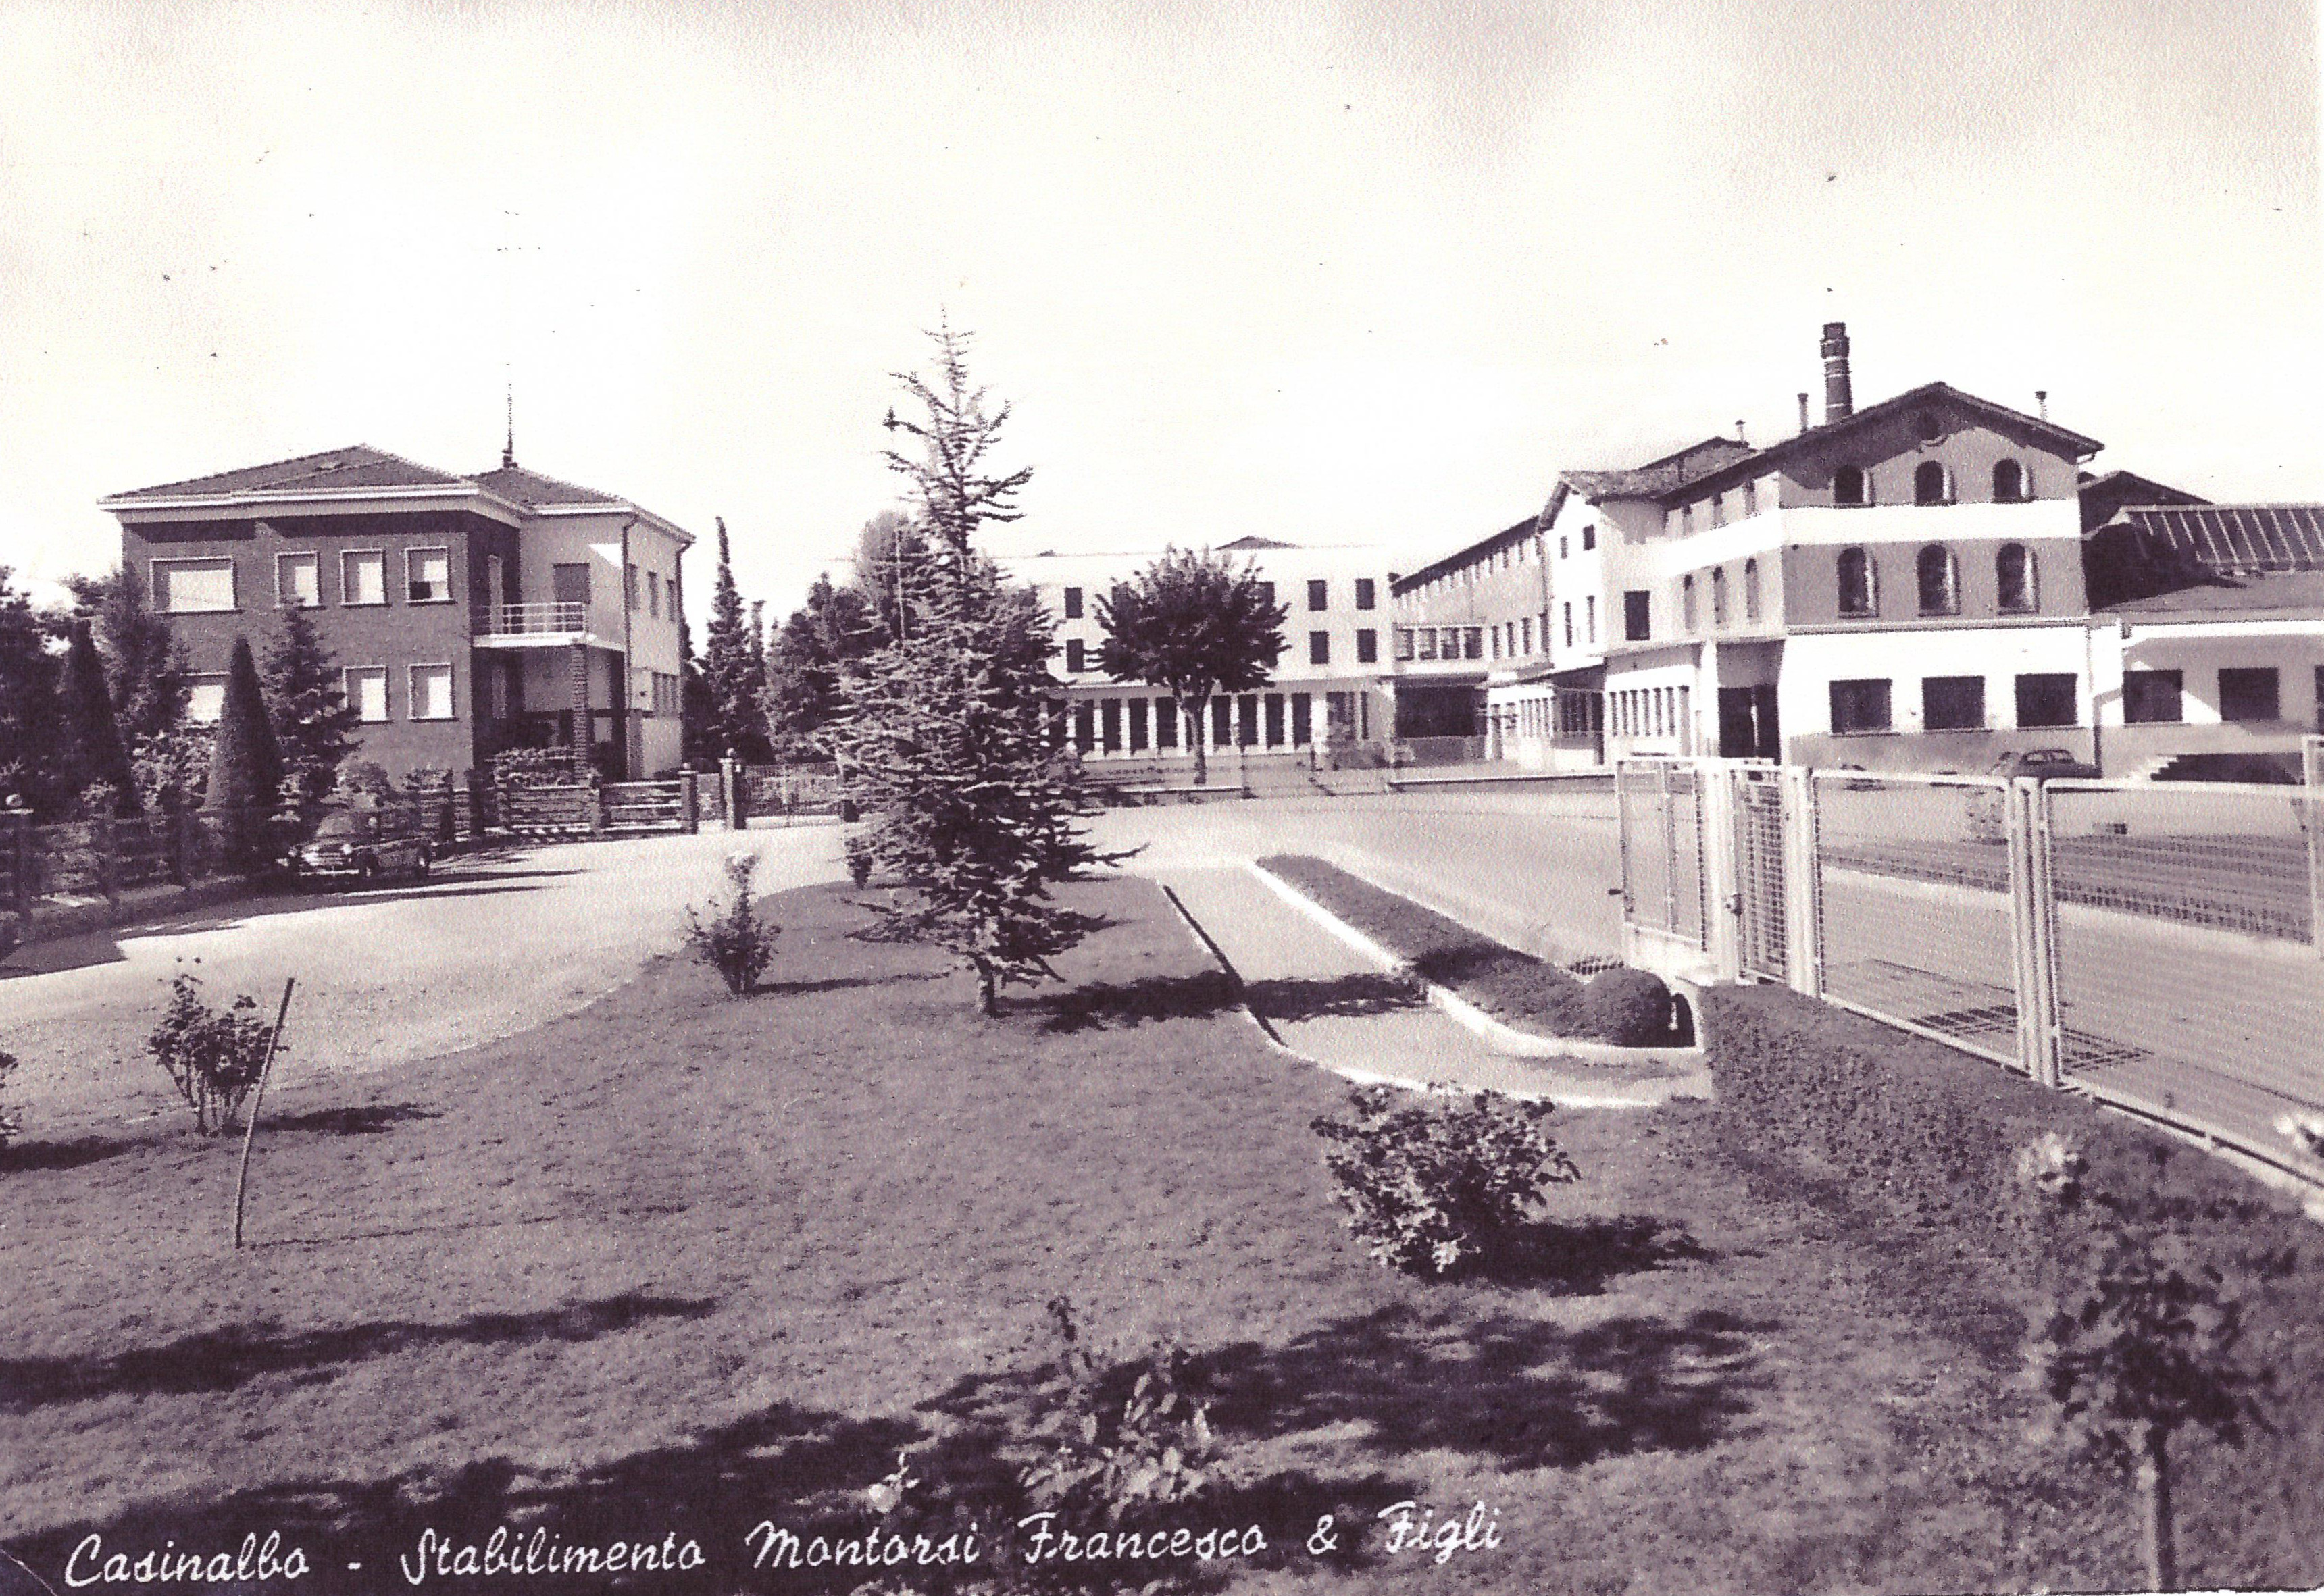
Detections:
[472, 602, 614, 648]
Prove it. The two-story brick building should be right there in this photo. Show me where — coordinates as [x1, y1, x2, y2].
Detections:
[101, 444, 694, 781]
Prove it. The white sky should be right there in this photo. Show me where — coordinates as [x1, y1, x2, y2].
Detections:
[1, 0, 2318, 619]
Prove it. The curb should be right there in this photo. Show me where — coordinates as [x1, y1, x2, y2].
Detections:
[1246, 861, 1711, 1070]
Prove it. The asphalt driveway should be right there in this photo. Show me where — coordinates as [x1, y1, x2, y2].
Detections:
[0, 826, 849, 1131]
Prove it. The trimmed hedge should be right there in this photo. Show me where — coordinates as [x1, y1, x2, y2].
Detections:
[1258, 855, 1683, 1045]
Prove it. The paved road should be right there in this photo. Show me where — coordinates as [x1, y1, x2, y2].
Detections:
[0, 825, 850, 1129]
[1090, 787, 1625, 965]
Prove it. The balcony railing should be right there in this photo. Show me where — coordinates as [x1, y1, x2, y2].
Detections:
[476, 602, 589, 636]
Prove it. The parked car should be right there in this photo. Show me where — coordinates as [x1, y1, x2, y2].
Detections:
[1965, 748, 2102, 842]
[287, 810, 432, 885]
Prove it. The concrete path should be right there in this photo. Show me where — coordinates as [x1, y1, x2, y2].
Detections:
[1155, 865, 1694, 1106]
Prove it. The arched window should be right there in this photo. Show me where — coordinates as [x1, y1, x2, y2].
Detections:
[1743, 557, 1761, 622]
[1711, 565, 1729, 627]
[1917, 544, 1959, 615]
[1682, 573, 1698, 631]
[1992, 459, 2026, 503]
[1997, 543, 2038, 612]
[1834, 465, 1869, 507]
[1914, 460, 1951, 505]
[1837, 547, 1877, 617]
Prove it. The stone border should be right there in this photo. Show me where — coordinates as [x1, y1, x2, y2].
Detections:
[1246, 860, 1708, 1067]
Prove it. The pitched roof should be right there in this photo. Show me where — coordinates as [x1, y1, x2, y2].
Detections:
[1559, 436, 1754, 503]
[468, 463, 628, 510]
[1217, 534, 1294, 550]
[2106, 505, 2324, 576]
[2096, 569, 2324, 619]
[1393, 515, 1542, 595]
[105, 445, 468, 503]
[1646, 382, 2104, 505]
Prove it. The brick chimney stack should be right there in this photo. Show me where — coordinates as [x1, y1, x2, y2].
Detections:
[1820, 321, 1853, 423]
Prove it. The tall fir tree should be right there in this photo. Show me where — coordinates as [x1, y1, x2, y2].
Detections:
[64, 565, 188, 743]
[263, 602, 362, 807]
[204, 636, 284, 870]
[700, 517, 772, 763]
[830, 321, 1117, 1016]
[0, 566, 66, 814]
[59, 618, 139, 813]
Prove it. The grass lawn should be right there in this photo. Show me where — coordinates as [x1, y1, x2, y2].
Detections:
[0, 874, 2279, 1592]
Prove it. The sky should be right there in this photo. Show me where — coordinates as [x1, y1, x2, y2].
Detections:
[1, 0, 2318, 621]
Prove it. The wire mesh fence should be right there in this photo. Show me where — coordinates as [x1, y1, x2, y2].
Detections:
[1616, 758, 1706, 956]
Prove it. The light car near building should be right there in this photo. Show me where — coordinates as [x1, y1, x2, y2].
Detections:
[287, 810, 432, 885]
[1965, 748, 2104, 842]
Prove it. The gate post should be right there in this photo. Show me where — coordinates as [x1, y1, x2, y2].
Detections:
[1614, 761, 1639, 969]
[1780, 765, 1822, 998]
[722, 757, 744, 832]
[679, 769, 700, 835]
[1698, 761, 1744, 985]
[2009, 779, 2065, 1088]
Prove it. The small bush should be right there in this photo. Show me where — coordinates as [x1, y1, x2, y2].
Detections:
[0, 1048, 20, 1149]
[844, 832, 873, 889]
[1020, 1296, 1217, 1521]
[147, 966, 282, 1135]
[1311, 1084, 1580, 1275]
[684, 852, 777, 996]
[1582, 967, 1676, 1046]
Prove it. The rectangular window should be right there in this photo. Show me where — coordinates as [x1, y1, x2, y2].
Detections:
[1581, 525, 1596, 550]
[276, 552, 320, 609]
[1211, 696, 1232, 747]
[1355, 578, 1376, 611]
[1238, 694, 1259, 748]
[1101, 698, 1122, 753]
[1623, 590, 1651, 642]
[153, 557, 236, 613]
[1517, 617, 1531, 654]
[1157, 696, 1179, 748]
[1309, 630, 1330, 666]
[1292, 692, 1312, 745]
[1264, 692, 1285, 746]
[409, 548, 452, 604]
[1073, 701, 1096, 752]
[1831, 678, 1894, 734]
[1742, 479, 1758, 517]
[1063, 587, 1083, 619]
[186, 673, 228, 723]
[343, 550, 386, 606]
[1127, 698, 1149, 753]
[409, 663, 455, 720]
[649, 572, 661, 619]
[1922, 675, 1986, 731]
[1562, 603, 1573, 648]
[1456, 627, 1476, 661]
[1417, 629, 1438, 661]
[624, 563, 640, 611]
[1355, 629, 1378, 664]
[2123, 669, 2183, 725]
[1307, 579, 1328, 611]
[1394, 627, 1413, 661]
[2219, 667, 2281, 722]
[2015, 673, 2079, 729]
[346, 666, 389, 723]
[1064, 638, 1086, 673]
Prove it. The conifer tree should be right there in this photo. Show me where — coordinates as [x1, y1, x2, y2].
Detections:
[830, 321, 1117, 1016]
[204, 636, 284, 870]
[59, 618, 139, 813]
[765, 574, 881, 751]
[263, 601, 361, 808]
[701, 518, 772, 763]
[0, 566, 65, 813]
[65, 565, 188, 743]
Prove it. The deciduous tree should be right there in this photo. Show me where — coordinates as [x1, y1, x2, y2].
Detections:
[764, 574, 881, 751]
[1094, 548, 1287, 784]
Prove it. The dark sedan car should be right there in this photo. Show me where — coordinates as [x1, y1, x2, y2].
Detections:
[288, 810, 432, 885]
[1965, 748, 2104, 841]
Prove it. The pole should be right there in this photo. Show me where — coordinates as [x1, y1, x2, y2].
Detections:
[231, 977, 297, 1251]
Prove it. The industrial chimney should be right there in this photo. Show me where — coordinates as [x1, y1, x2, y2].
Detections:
[1820, 322, 1853, 424]
[1796, 392, 1811, 435]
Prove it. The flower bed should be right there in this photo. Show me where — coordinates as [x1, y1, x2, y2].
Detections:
[1256, 855, 1685, 1046]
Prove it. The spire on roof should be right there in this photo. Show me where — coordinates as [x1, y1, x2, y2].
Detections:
[502, 380, 516, 470]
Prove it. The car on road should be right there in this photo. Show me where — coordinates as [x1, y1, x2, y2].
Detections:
[1965, 748, 2104, 842]
[287, 810, 432, 885]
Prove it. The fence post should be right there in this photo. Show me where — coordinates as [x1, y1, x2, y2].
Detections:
[1781, 765, 1822, 999]
[8, 812, 31, 922]
[1613, 761, 1638, 969]
[2306, 734, 2324, 958]
[679, 769, 699, 835]
[722, 758, 744, 831]
[1698, 761, 1744, 985]
[95, 813, 118, 910]
[2004, 779, 2064, 1088]
[590, 777, 607, 838]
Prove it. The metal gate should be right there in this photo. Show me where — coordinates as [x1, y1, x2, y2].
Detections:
[1616, 759, 1706, 954]
[1734, 768, 1789, 982]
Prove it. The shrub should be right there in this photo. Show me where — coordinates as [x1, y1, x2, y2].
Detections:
[684, 852, 777, 995]
[1581, 967, 1676, 1046]
[146, 966, 282, 1135]
[1020, 1297, 1217, 1522]
[492, 746, 586, 788]
[0, 1048, 20, 1149]
[1311, 1084, 1580, 1275]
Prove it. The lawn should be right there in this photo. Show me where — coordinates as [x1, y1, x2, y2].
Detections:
[0, 874, 2301, 1592]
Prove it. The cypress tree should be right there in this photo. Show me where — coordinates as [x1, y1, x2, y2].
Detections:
[59, 618, 139, 813]
[701, 518, 772, 763]
[205, 636, 284, 871]
[263, 602, 361, 807]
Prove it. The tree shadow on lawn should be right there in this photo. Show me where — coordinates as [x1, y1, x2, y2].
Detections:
[1032, 971, 1422, 1033]
[0, 1293, 715, 1413]
[11, 1391, 1417, 1593]
[751, 970, 952, 998]
[264, 1103, 441, 1137]
[1459, 1215, 1718, 1295]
